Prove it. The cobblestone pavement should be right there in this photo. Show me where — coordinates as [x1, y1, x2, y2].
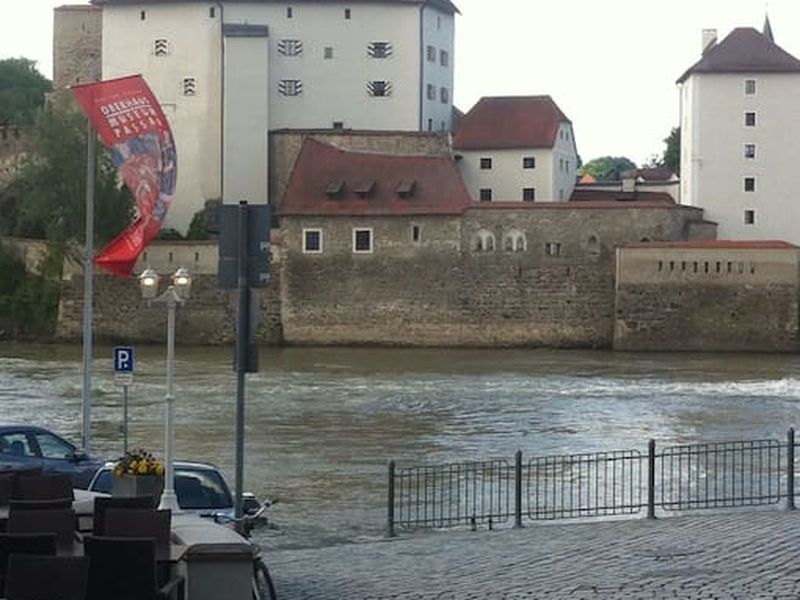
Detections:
[267, 510, 800, 599]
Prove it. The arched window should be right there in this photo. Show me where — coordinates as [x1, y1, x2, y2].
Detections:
[502, 229, 526, 253]
[472, 229, 496, 253]
[587, 235, 600, 256]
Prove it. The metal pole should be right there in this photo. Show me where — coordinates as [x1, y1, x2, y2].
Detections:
[234, 201, 249, 526]
[387, 460, 396, 537]
[159, 292, 179, 511]
[81, 121, 96, 454]
[123, 384, 129, 455]
[787, 428, 795, 511]
[647, 439, 656, 519]
[514, 450, 523, 529]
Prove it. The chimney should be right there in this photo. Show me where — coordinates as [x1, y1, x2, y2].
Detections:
[702, 29, 718, 54]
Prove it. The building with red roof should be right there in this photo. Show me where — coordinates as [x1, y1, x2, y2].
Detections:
[453, 96, 578, 204]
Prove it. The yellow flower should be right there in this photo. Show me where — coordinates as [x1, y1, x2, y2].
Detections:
[155, 464, 165, 476]
[137, 462, 149, 475]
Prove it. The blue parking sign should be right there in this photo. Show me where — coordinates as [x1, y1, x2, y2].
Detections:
[113, 347, 135, 373]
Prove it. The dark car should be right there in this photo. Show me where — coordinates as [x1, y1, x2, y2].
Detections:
[0, 424, 104, 489]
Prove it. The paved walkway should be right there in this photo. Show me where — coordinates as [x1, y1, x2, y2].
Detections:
[268, 510, 800, 599]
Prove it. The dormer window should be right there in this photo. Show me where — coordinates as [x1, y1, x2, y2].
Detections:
[367, 42, 392, 58]
[396, 180, 416, 198]
[154, 39, 169, 56]
[278, 39, 303, 56]
[354, 180, 375, 198]
[367, 80, 391, 97]
[325, 180, 344, 197]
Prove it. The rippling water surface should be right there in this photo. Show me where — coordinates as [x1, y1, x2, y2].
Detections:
[1, 343, 799, 548]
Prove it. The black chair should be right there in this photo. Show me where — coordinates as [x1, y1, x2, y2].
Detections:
[12, 474, 74, 502]
[9, 498, 73, 511]
[93, 494, 157, 536]
[7, 508, 77, 553]
[5, 554, 88, 600]
[0, 532, 57, 595]
[84, 535, 185, 600]
[104, 508, 171, 552]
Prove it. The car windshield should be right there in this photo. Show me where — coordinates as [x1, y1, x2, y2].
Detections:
[92, 466, 234, 510]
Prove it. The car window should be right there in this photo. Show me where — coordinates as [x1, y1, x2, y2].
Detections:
[175, 469, 233, 509]
[0, 433, 36, 457]
[91, 468, 113, 494]
[34, 433, 75, 459]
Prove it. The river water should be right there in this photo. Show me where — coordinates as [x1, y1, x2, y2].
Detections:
[0, 343, 799, 549]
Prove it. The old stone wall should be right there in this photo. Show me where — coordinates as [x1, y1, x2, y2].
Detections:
[53, 6, 102, 89]
[614, 247, 800, 352]
[269, 130, 451, 210]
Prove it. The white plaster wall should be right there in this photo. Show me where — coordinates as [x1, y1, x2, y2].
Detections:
[684, 72, 800, 243]
[421, 5, 455, 132]
[226, 2, 422, 131]
[223, 32, 269, 205]
[679, 77, 697, 208]
[458, 149, 554, 201]
[551, 122, 578, 201]
[102, 3, 222, 233]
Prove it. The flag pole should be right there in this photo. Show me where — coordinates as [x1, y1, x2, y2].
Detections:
[81, 69, 98, 454]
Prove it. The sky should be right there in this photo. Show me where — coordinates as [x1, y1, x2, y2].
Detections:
[2, 0, 800, 165]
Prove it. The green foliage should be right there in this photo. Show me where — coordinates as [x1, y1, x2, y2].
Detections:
[0, 243, 61, 337]
[578, 156, 637, 181]
[157, 228, 184, 240]
[0, 58, 52, 126]
[8, 93, 134, 246]
[662, 127, 680, 175]
[185, 210, 210, 240]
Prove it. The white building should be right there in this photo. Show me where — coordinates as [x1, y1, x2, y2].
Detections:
[678, 20, 800, 243]
[453, 96, 578, 203]
[95, 0, 458, 231]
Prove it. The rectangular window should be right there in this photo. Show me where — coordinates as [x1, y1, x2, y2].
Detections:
[411, 224, 421, 243]
[353, 228, 373, 253]
[559, 158, 564, 171]
[287, 6, 293, 18]
[367, 80, 391, 97]
[426, 45, 436, 62]
[523, 156, 536, 169]
[154, 39, 169, 56]
[565, 160, 570, 172]
[744, 177, 756, 192]
[140, 10, 146, 20]
[440, 50, 449, 67]
[479, 188, 492, 201]
[744, 144, 756, 159]
[440, 87, 449, 104]
[368, 41, 392, 58]
[324, 46, 334, 59]
[303, 229, 322, 253]
[427, 118, 433, 131]
[426, 84, 436, 100]
[344, 8, 351, 19]
[545, 242, 562, 256]
[745, 111, 756, 127]
[745, 79, 756, 95]
[523, 188, 535, 201]
[278, 79, 302, 96]
[480, 157, 492, 169]
[333, 121, 344, 129]
[277, 39, 303, 56]
[209, 6, 215, 18]
[744, 209, 756, 225]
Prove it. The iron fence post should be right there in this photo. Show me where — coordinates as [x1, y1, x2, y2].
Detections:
[515, 450, 523, 528]
[647, 439, 656, 519]
[387, 460, 396, 537]
[787, 429, 795, 511]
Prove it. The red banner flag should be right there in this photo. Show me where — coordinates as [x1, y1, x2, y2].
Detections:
[72, 75, 177, 277]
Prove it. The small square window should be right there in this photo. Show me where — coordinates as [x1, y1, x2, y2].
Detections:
[287, 6, 293, 18]
[277, 39, 303, 56]
[480, 157, 492, 169]
[744, 144, 756, 159]
[745, 112, 756, 127]
[440, 87, 449, 104]
[368, 41, 392, 58]
[303, 229, 322, 253]
[745, 79, 756, 95]
[426, 84, 436, 100]
[523, 156, 536, 169]
[440, 50, 449, 67]
[545, 242, 562, 257]
[523, 188, 535, 201]
[367, 80, 391, 97]
[744, 210, 756, 225]
[353, 228, 373, 253]
[344, 8, 351, 19]
[426, 45, 436, 62]
[324, 46, 334, 59]
[279, 79, 302, 96]
[479, 188, 492, 201]
[744, 177, 756, 192]
[333, 121, 344, 129]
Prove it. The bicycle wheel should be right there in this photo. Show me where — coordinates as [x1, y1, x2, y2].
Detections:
[253, 555, 277, 600]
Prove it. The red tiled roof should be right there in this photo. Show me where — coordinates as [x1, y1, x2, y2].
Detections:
[677, 27, 800, 83]
[570, 189, 676, 204]
[622, 240, 797, 249]
[453, 96, 570, 150]
[279, 139, 471, 216]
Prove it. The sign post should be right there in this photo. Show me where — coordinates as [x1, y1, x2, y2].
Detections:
[113, 346, 135, 454]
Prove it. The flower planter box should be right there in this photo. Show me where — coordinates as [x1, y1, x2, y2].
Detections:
[111, 474, 164, 502]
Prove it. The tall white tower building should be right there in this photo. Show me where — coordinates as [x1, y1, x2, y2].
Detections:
[94, 0, 459, 231]
[678, 19, 800, 243]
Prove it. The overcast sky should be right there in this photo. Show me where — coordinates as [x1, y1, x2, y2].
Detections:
[3, 0, 798, 164]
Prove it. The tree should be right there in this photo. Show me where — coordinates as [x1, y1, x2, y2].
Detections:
[8, 92, 134, 247]
[661, 127, 680, 175]
[0, 58, 52, 126]
[578, 156, 637, 181]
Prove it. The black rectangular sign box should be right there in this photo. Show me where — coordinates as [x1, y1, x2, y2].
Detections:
[218, 203, 272, 290]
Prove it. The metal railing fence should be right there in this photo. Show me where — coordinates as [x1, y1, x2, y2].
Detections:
[386, 428, 798, 536]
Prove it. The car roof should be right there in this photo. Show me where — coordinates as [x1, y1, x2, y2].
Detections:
[0, 424, 57, 433]
[97, 460, 223, 471]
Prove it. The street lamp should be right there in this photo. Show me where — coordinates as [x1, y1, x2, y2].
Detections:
[138, 266, 192, 512]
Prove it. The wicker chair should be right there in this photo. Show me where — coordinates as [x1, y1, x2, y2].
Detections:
[92, 494, 157, 536]
[7, 508, 77, 553]
[5, 554, 89, 600]
[0, 532, 57, 595]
